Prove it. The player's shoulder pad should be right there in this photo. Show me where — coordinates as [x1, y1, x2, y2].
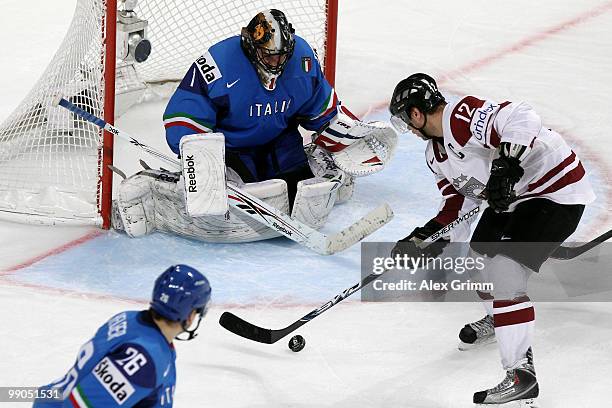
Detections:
[102, 310, 136, 342]
[193, 50, 223, 87]
[192, 36, 243, 88]
[290, 35, 321, 77]
[448, 95, 489, 146]
[104, 342, 160, 389]
[294, 35, 316, 57]
[456, 95, 487, 109]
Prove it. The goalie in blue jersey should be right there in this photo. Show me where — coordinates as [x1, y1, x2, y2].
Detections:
[111, 9, 397, 243]
[33, 265, 211, 408]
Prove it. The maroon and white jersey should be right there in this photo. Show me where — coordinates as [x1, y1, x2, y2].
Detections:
[425, 95, 595, 241]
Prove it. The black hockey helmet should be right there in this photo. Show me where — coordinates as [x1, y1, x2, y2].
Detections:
[241, 10, 295, 77]
[389, 73, 445, 133]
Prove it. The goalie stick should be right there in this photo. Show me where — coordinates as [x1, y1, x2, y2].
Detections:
[219, 206, 482, 344]
[57, 97, 393, 255]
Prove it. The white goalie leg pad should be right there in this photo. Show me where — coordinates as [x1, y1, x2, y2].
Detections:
[179, 133, 228, 216]
[331, 122, 398, 177]
[226, 167, 245, 187]
[150, 169, 290, 243]
[241, 179, 290, 211]
[172, 178, 289, 242]
[114, 172, 157, 237]
[336, 175, 355, 203]
[114, 168, 291, 242]
[291, 177, 338, 229]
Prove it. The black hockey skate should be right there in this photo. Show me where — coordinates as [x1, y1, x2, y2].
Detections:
[459, 314, 495, 350]
[473, 348, 539, 407]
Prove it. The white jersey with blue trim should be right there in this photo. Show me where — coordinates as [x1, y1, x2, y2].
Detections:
[34, 311, 176, 408]
[163, 35, 338, 153]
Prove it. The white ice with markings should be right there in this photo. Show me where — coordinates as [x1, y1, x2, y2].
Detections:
[1, 0, 611, 407]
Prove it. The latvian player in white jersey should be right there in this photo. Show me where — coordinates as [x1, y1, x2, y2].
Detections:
[389, 73, 595, 407]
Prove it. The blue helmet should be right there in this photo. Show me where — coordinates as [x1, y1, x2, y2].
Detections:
[150, 264, 212, 322]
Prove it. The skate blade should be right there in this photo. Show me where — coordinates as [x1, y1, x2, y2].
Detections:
[475, 398, 539, 408]
[458, 336, 496, 351]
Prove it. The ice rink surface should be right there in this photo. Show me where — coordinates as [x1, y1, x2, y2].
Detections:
[1, 0, 612, 406]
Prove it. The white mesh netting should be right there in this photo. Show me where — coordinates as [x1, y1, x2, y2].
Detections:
[0, 0, 332, 225]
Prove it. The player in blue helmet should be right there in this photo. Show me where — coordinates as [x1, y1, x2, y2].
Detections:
[150, 264, 212, 341]
[33, 265, 211, 408]
[111, 9, 397, 244]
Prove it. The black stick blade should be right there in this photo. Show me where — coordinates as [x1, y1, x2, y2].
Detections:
[550, 246, 572, 260]
[550, 229, 612, 260]
[219, 312, 274, 344]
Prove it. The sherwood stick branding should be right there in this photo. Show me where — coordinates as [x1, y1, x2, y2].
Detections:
[429, 206, 480, 242]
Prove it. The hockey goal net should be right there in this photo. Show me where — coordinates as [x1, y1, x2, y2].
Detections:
[0, 0, 337, 227]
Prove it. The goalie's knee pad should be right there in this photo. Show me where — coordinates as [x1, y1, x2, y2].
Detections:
[241, 179, 290, 213]
[114, 171, 158, 238]
[308, 144, 339, 178]
[182, 178, 289, 243]
[307, 145, 354, 204]
[291, 177, 338, 229]
[336, 175, 355, 203]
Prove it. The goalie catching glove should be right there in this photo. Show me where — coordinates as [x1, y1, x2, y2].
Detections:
[313, 105, 398, 177]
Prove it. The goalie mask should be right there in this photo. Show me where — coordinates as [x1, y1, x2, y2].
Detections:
[389, 73, 445, 138]
[241, 9, 295, 90]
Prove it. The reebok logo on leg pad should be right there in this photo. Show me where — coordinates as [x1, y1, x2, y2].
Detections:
[180, 133, 228, 216]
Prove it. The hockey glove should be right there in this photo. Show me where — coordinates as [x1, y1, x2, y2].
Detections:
[485, 156, 524, 213]
[391, 220, 449, 260]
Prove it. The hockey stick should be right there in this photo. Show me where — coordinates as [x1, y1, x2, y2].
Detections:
[56, 97, 393, 255]
[219, 206, 482, 344]
[549, 228, 612, 260]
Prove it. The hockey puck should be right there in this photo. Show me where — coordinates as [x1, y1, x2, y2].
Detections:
[288, 335, 306, 352]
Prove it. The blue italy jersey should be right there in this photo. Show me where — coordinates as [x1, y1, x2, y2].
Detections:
[34, 311, 176, 408]
[163, 35, 338, 154]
